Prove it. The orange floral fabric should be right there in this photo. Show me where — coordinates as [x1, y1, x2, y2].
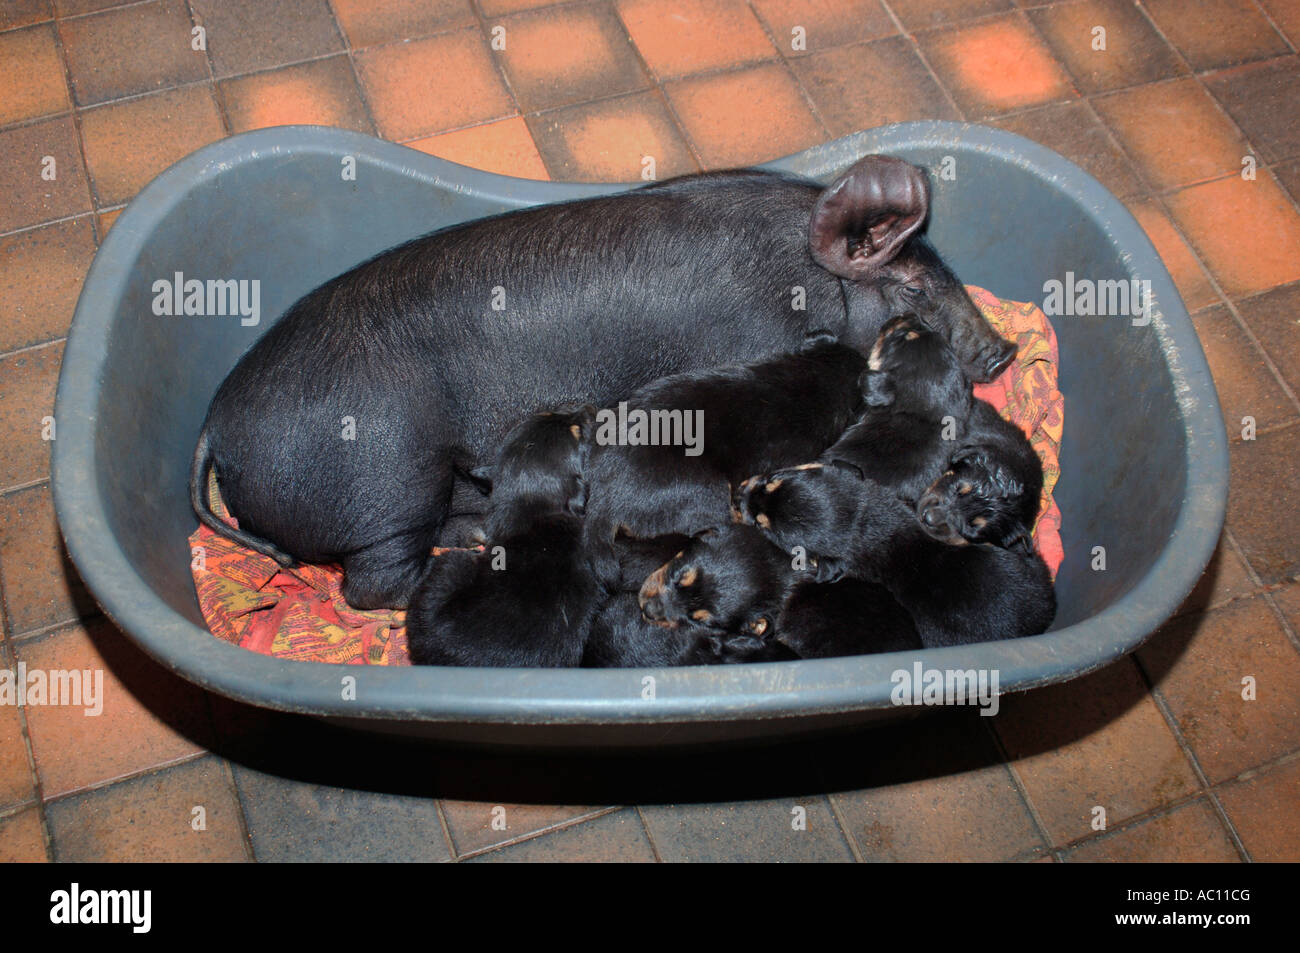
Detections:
[190, 286, 1064, 664]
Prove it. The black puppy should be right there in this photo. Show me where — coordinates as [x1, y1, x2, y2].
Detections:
[193, 154, 1016, 610]
[582, 593, 800, 667]
[581, 338, 868, 587]
[406, 407, 599, 667]
[737, 463, 1055, 647]
[815, 312, 974, 504]
[636, 524, 921, 659]
[914, 399, 1043, 549]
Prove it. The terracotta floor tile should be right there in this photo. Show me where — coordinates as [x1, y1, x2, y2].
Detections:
[992, 101, 1144, 198]
[1237, 281, 1300, 395]
[1204, 57, 1300, 165]
[17, 619, 213, 798]
[1191, 304, 1297, 435]
[0, 483, 95, 636]
[995, 657, 1201, 845]
[189, 0, 344, 79]
[440, 800, 604, 855]
[1164, 172, 1300, 297]
[1218, 754, 1300, 861]
[1139, 596, 1300, 782]
[616, 0, 777, 79]
[495, 2, 649, 113]
[1027, 0, 1187, 95]
[0, 0, 52, 32]
[0, 698, 38, 811]
[0, 116, 92, 234]
[916, 12, 1077, 117]
[1094, 79, 1252, 192]
[526, 90, 697, 182]
[751, 0, 896, 57]
[59, 0, 208, 107]
[1173, 538, 1261, 619]
[53, 0, 135, 14]
[47, 756, 248, 861]
[479, 0, 554, 14]
[889, 0, 1014, 31]
[664, 62, 824, 169]
[231, 764, 451, 861]
[1274, 157, 1300, 204]
[640, 795, 853, 861]
[1064, 798, 1240, 861]
[0, 216, 95, 353]
[1259, 0, 1300, 46]
[218, 55, 373, 134]
[0, 807, 48, 861]
[408, 116, 549, 179]
[1125, 197, 1220, 312]
[0, 341, 61, 488]
[829, 713, 1044, 861]
[355, 28, 515, 141]
[78, 84, 225, 208]
[1144, 0, 1290, 71]
[468, 808, 655, 862]
[0, 24, 69, 126]
[1224, 424, 1300, 585]
[791, 35, 960, 135]
[330, 0, 474, 50]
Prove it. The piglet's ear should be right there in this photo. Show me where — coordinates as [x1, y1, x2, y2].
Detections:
[810, 155, 929, 280]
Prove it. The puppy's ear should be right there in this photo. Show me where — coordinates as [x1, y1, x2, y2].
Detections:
[861, 369, 895, 408]
[467, 465, 493, 495]
[692, 526, 720, 540]
[814, 556, 847, 584]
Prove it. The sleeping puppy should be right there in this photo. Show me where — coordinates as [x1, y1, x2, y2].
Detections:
[736, 463, 1055, 647]
[820, 312, 973, 503]
[581, 337, 869, 586]
[914, 398, 1043, 549]
[582, 593, 800, 667]
[635, 524, 921, 659]
[582, 527, 798, 666]
[406, 406, 600, 667]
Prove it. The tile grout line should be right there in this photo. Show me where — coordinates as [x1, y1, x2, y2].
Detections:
[323, 0, 382, 139]
[823, 791, 867, 863]
[1221, 524, 1300, 656]
[742, 1, 835, 142]
[0, 636, 56, 860]
[1248, 0, 1299, 55]
[982, 715, 1063, 857]
[876, 0, 969, 122]
[185, 0, 232, 139]
[47, 13, 100, 240]
[451, 805, 626, 861]
[605, 2, 708, 174]
[633, 805, 665, 863]
[1128, 644, 1253, 861]
[214, 747, 258, 862]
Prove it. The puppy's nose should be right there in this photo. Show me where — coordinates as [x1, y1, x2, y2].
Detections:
[640, 596, 665, 622]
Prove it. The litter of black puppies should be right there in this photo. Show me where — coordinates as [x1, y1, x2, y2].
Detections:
[736, 459, 1055, 648]
[580, 336, 869, 588]
[404, 312, 1055, 667]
